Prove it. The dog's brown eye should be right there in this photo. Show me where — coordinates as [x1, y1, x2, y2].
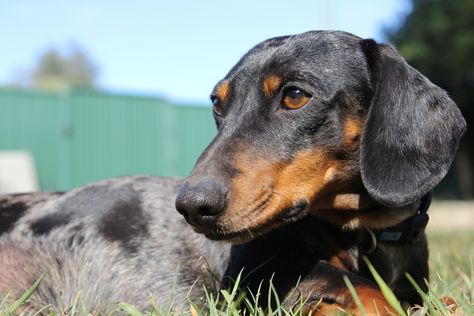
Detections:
[282, 88, 310, 109]
[211, 95, 223, 116]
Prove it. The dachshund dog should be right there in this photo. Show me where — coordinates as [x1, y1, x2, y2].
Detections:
[0, 31, 465, 314]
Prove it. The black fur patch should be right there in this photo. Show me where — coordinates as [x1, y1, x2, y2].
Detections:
[98, 196, 150, 253]
[0, 201, 27, 234]
[30, 212, 72, 235]
[0, 192, 62, 234]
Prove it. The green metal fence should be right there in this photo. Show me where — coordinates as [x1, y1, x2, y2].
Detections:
[0, 89, 216, 191]
[0, 88, 463, 198]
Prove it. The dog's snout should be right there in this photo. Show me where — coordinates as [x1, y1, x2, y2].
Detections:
[175, 181, 227, 228]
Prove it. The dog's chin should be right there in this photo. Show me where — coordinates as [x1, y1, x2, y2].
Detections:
[190, 224, 261, 244]
[203, 231, 256, 244]
[196, 203, 308, 244]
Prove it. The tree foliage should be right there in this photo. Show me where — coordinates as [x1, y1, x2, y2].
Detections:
[386, 0, 474, 121]
[13, 45, 98, 92]
[386, 0, 474, 198]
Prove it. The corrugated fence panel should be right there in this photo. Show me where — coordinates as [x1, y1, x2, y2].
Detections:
[174, 105, 217, 176]
[0, 89, 62, 190]
[70, 91, 170, 187]
[0, 89, 216, 191]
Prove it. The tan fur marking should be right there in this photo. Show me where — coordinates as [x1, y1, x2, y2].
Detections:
[323, 166, 339, 183]
[316, 197, 419, 230]
[328, 254, 348, 271]
[262, 75, 282, 96]
[352, 286, 397, 315]
[343, 117, 363, 151]
[271, 149, 338, 205]
[216, 80, 230, 102]
[218, 156, 285, 236]
[310, 286, 396, 315]
[297, 278, 396, 315]
[215, 149, 342, 237]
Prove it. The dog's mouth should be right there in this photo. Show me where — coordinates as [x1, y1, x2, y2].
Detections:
[197, 201, 308, 243]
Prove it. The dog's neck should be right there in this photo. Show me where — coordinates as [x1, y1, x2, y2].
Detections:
[310, 192, 421, 230]
[308, 164, 421, 230]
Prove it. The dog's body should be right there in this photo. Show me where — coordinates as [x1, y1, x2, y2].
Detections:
[0, 177, 230, 311]
[0, 31, 465, 314]
[0, 176, 427, 313]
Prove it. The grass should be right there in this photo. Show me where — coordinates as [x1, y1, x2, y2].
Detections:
[1, 230, 473, 315]
[425, 230, 474, 313]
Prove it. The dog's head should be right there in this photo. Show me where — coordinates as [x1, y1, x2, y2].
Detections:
[175, 31, 466, 242]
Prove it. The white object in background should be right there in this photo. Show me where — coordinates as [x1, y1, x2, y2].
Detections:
[0, 151, 39, 194]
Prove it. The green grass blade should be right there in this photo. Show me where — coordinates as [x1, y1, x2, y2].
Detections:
[81, 301, 90, 315]
[119, 302, 145, 316]
[242, 280, 264, 316]
[404, 273, 440, 315]
[31, 304, 52, 316]
[268, 277, 282, 316]
[221, 269, 243, 314]
[204, 285, 220, 316]
[0, 291, 12, 309]
[343, 275, 367, 316]
[6, 273, 45, 316]
[407, 273, 454, 315]
[363, 256, 407, 316]
[267, 275, 274, 315]
[69, 290, 81, 316]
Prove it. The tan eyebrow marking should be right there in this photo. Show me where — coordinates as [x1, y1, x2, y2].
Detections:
[262, 74, 283, 96]
[343, 117, 363, 151]
[215, 80, 230, 102]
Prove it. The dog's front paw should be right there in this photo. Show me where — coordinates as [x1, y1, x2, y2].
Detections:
[285, 283, 396, 316]
[296, 293, 349, 315]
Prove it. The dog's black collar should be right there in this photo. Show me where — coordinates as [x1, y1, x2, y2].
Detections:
[368, 192, 432, 247]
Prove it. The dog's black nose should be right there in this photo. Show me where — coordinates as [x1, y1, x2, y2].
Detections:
[175, 181, 227, 228]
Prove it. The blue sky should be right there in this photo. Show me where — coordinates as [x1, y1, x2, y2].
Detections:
[0, 0, 410, 103]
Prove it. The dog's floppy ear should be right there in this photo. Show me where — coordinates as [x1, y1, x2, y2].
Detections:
[359, 39, 466, 207]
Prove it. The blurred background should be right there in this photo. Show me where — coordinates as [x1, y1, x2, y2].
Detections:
[0, 0, 472, 202]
